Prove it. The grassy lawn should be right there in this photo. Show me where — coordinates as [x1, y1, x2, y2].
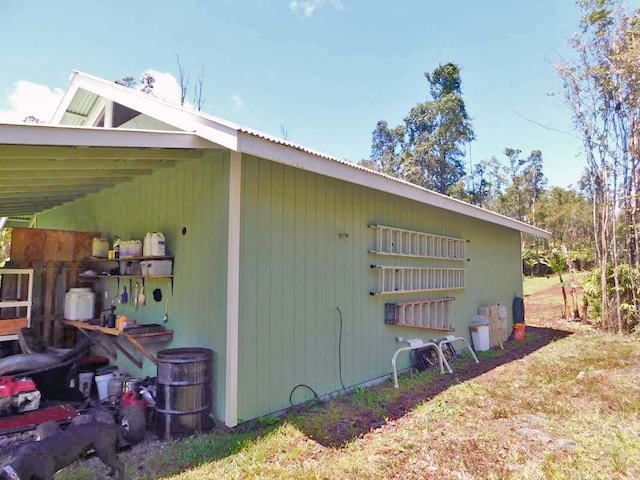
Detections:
[60, 274, 640, 479]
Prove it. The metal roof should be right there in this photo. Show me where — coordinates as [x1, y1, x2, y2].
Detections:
[45, 71, 549, 238]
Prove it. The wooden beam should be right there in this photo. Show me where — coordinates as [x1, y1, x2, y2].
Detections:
[0, 145, 204, 160]
[0, 177, 130, 187]
[0, 191, 98, 200]
[0, 185, 104, 194]
[0, 196, 80, 206]
[43, 261, 55, 346]
[0, 169, 153, 179]
[0, 158, 180, 170]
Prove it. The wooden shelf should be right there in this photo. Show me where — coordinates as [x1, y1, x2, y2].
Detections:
[85, 256, 174, 261]
[64, 320, 173, 368]
[79, 274, 173, 279]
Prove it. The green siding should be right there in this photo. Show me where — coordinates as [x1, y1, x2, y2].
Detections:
[33, 146, 524, 424]
[35, 151, 230, 421]
[238, 155, 523, 420]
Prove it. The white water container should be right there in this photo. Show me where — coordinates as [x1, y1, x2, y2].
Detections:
[92, 238, 109, 258]
[144, 233, 153, 257]
[131, 240, 142, 257]
[64, 288, 95, 321]
[150, 232, 166, 256]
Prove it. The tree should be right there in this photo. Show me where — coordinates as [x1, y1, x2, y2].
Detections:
[403, 63, 475, 194]
[140, 73, 155, 95]
[361, 63, 474, 195]
[115, 74, 155, 95]
[364, 120, 405, 177]
[176, 56, 206, 111]
[557, 0, 640, 332]
[22, 115, 43, 125]
[177, 55, 190, 106]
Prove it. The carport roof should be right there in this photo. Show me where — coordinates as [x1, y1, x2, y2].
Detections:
[0, 122, 220, 217]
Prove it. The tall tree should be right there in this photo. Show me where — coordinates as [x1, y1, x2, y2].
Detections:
[361, 63, 474, 195]
[403, 63, 475, 194]
[363, 120, 405, 177]
[558, 0, 640, 332]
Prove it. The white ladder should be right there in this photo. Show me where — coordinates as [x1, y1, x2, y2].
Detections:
[370, 265, 466, 295]
[369, 225, 466, 260]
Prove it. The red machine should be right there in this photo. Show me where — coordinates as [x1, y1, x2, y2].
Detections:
[0, 377, 41, 416]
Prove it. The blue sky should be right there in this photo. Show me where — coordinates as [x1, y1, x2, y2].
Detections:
[0, 0, 589, 188]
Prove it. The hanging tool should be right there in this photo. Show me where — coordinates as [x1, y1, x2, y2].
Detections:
[138, 285, 146, 307]
[162, 281, 169, 323]
[134, 282, 139, 310]
[121, 286, 128, 304]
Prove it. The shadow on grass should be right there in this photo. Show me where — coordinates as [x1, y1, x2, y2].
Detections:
[284, 324, 572, 447]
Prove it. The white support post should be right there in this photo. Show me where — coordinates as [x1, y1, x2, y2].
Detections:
[225, 151, 242, 427]
[103, 100, 113, 128]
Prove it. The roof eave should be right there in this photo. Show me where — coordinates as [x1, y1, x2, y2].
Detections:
[0, 123, 221, 150]
[238, 131, 551, 238]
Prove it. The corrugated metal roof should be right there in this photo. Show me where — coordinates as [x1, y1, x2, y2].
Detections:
[62, 88, 100, 126]
[50, 71, 550, 238]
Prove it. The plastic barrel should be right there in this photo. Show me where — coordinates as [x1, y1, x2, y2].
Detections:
[156, 348, 213, 440]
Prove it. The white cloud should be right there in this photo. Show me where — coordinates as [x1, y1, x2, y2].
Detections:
[0, 81, 64, 124]
[289, 0, 344, 17]
[231, 95, 244, 110]
[143, 69, 183, 104]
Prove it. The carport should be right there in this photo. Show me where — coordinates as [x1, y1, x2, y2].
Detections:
[0, 122, 221, 220]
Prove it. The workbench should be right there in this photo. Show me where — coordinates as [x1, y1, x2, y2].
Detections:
[63, 320, 173, 369]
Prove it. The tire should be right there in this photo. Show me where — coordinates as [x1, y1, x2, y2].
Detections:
[119, 405, 146, 444]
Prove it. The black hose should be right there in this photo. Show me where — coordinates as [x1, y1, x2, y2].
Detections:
[337, 306, 347, 392]
[289, 384, 320, 407]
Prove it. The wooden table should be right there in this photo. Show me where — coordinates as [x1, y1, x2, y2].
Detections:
[64, 320, 173, 369]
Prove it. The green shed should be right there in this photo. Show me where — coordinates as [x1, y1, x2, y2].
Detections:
[0, 71, 549, 427]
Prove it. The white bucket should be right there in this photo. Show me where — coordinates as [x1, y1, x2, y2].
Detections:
[64, 288, 95, 321]
[470, 324, 490, 351]
[78, 371, 94, 398]
[95, 372, 114, 402]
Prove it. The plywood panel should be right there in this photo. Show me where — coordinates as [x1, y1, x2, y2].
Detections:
[11, 228, 97, 263]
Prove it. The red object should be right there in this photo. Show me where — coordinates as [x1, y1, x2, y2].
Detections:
[0, 405, 78, 435]
[120, 391, 146, 412]
[513, 323, 525, 341]
[0, 377, 37, 397]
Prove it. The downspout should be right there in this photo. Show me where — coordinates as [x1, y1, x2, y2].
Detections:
[225, 150, 242, 427]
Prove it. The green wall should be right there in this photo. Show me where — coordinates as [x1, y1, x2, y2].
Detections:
[34, 147, 524, 424]
[36, 151, 230, 420]
[237, 155, 523, 420]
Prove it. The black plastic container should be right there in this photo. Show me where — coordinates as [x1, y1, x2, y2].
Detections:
[156, 348, 213, 440]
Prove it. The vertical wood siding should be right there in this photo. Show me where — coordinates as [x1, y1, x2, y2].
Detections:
[238, 155, 523, 420]
[35, 151, 230, 420]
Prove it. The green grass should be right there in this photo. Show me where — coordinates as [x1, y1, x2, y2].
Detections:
[523, 274, 559, 296]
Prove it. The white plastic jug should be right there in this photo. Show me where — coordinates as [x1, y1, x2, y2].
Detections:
[92, 238, 109, 258]
[131, 240, 142, 257]
[64, 288, 95, 321]
[150, 232, 166, 256]
[144, 233, 153, 257]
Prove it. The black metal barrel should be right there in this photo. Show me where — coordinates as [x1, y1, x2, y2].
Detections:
[156, 347, 213, 440]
